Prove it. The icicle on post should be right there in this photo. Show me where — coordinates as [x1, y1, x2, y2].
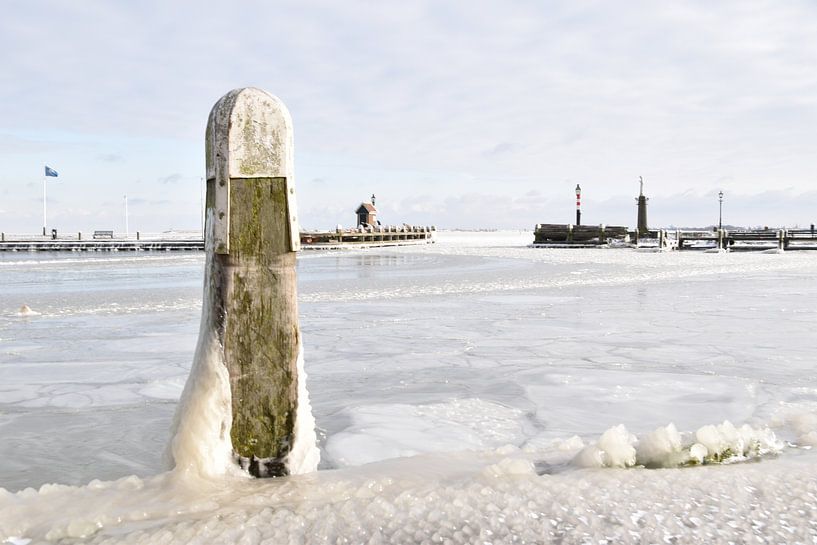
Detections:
[205, 87, 304, 477]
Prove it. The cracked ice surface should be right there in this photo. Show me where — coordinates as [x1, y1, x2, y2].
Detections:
[3, 232, 817, 543]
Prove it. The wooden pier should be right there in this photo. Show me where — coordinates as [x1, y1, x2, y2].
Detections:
[531, 224, 817, 251]
[299, 225, 435, 250]
[0, 233, 204, 252]
[676, 228, 817, 251]
[0, 226, 435, 252]
[531, 224, 630, 247]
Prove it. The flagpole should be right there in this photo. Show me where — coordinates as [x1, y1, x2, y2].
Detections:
[124, 194, 129, 238]
[43, 177, 47, 236]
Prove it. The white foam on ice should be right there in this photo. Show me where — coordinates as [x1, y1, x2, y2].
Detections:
[573, 421, 784, 469]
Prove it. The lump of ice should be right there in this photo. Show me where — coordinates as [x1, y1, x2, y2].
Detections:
[17, 305, 38, 317]
[635, 423, 685, 468]
[482, 457, 536, 478]
[694, 421, 779, 462]
[572, 421, 783, 470]
[573, 424, 637, 468]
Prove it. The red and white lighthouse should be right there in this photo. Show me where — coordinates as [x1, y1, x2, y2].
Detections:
[575, 184, 582, 226]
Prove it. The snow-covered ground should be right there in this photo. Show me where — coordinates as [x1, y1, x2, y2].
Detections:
[2, 231, 817, 543]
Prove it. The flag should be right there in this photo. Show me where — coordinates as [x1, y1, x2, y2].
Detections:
[44, 166, 59, 177]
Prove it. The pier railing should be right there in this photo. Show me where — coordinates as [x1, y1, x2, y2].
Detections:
[531, 224, 817, 251]
[299, 225, 435, 249]
[0, 231, 204, 252]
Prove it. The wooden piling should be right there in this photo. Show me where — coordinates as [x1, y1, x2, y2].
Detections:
[205, 88, 307, 477]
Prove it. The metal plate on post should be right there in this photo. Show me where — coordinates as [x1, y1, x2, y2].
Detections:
[213, 172, 230, 254]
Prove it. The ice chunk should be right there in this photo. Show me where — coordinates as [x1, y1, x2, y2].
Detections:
[482, 457, 536, 478]
[17, 304, 38, 317]
[573, 425, 636, 468]
[635, 423, 684, 467]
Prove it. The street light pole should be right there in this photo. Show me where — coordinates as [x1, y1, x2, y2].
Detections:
[718, 190, 724, 230]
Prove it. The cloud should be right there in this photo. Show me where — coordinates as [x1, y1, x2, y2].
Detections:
[1, 0, 816, 232]
[97, 153, 125, 163]
[158, 174, 183, 185]
[482, 142, 520, 157]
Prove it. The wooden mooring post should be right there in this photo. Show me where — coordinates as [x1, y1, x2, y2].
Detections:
[204, 87, 306, 477]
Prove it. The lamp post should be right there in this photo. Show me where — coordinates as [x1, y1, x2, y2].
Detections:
[575, 184, 582, 226]
[718, 190, 724, 230]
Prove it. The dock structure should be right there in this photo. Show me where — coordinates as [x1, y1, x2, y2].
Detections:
[299, 225, 435, 250]
[675, 228, 817, 251]
[531, 223, 630, 247]
[0, 233, 203, 252]
[0, 226, 436, 252]
[531, 224, 817, 251]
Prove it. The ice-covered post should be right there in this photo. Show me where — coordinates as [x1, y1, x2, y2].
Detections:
[205, 87, 308, 477]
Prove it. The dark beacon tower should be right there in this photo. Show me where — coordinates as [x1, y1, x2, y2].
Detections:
[636, 176, 649, 237]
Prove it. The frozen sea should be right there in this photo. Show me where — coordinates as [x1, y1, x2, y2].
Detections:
[2, 231, 817, 543]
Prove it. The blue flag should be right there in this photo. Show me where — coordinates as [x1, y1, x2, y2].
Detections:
[44, 166, 59, 177]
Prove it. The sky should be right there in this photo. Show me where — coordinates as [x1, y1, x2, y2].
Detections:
[1, 0, 816, 233]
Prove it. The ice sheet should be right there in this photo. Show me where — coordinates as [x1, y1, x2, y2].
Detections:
[3, 231, 817, 542]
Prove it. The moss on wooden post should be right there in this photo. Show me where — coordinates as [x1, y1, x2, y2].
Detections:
[204, 88, 305, 477]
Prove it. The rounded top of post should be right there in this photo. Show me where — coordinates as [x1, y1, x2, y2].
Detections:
[206, 87, 294, 180]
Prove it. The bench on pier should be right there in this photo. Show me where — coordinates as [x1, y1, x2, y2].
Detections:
[93, 230, 114, 239]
